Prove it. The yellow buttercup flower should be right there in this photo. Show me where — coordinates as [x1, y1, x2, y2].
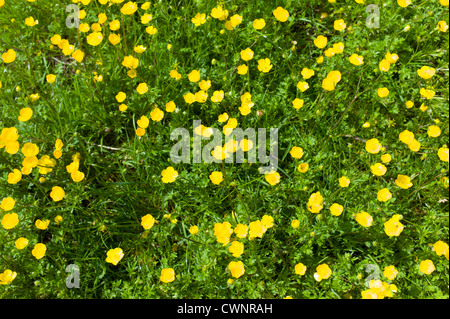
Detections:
[0, 270, 17, 285]
[35, 219, 50, 230]
[295, 263, 307, 275]
[218, 113, 229, 123]
[46, 74, 56, 84]
[198, 80, 211, 91]
[377, 87, 390, 98]
[314, 35, 328, 49]
[228, 261, 245, 278]
[349, 53, 364, 66]
[2, 49, 17, 63]
[322, 70, 341, 91]
[296, 81, 309, 94]
[297, 163, 309, 173]
[120, 1, 138, 15]
[384, 215, 404, 237]
[229, 241, 244, 257]
[165, 101, 176, 112]
[438, 20, 449, 32]
[237, 64, 248, 75]
[438, 146, 449, 162]
[381, 154, 392, 163]
[418, 260, 435, 275]
[290, 146, 304, 159]
[79, 23, 90, 33]
[32, 243, 47, 260]
[210, 5, 228, 20]
[420, 88, 435, 100]
[301, 68, 315, 79]
[211, 90, 225, 103]
[170, 70, 181, 80]
[189, 225, 199, 235]
[161, 166, 178, 183]
[54, 215, 63, 225]
[18, 107, 33, 122]
[160, 268, 175, 283]
[188, 70, 201, 82]
[248, 220, 268, 240]
[379, 59, 391, 72]
[229, 15, 243, 29]
[377, 188, 392, 202]
[253, 18, 266, 30]
[234, 224, 248, 238]
[334, 19, 346, 31]
[109, 34, 121, 45]
[109, 20, 120, 31]
[150, 108, 164, 122]
[417, 66, 436, 80]
[71, 170, 85, 182]
[330, 203, 343, 216]
[395, 174, 413, 189]
[86, 32, 103, 46]
[116, 92, 126, 103]
[22, 143, 39, 157]
[433, 241, 449, 260]
[405, 100, 414, 109]
[141, 13, 152, 24]
[106, 248, 124, 265]
[427, 125, 441, 137]
[7, 169, 22, 184]
[240, 48, 254, 61]
[332, 42, 345, 54]
[355, 211, 373, 227]
[141, 214, 155, 230]
[146, 26, 158, 35]
[1, 197, 15, 212]
[314, 264, 332, 281]
[50, 186, 65, 202]
[383, 266, 398, 280]
[214, 221, 233, 245]
[72, 49, 85, 63]
[15, 237, 29, 250]
[292, 98, 304, 109]
[365, 138, 382, 154]
[1, 213, 19, 229]
[136, 83, 148, 95]
[385, 52, 399, 64]
[209, 171, 224, 185]
[257, 58, 273, 73]
[265, 171, 280, 186]
[397, 0, 412, 7]
[273, 6, 289, 22]
[370, 163, 387, 176]
[137, 116, 150, 129]
[307, 192, 324, 213]
[399, 130, 414, 145]
[339, 176, 350, 188]
[191, 13, 206, 26]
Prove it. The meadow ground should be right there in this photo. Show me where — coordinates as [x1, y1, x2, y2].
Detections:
[0, 0, 449, 299]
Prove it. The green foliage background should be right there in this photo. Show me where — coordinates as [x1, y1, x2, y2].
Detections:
[0, 0, 448, 298]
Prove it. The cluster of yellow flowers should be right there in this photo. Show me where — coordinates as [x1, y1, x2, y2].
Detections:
[1, 0, 448, 298]
[0, 124, 85, 268]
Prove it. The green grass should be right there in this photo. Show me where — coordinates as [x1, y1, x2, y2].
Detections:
[0, 0, 448, 299]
